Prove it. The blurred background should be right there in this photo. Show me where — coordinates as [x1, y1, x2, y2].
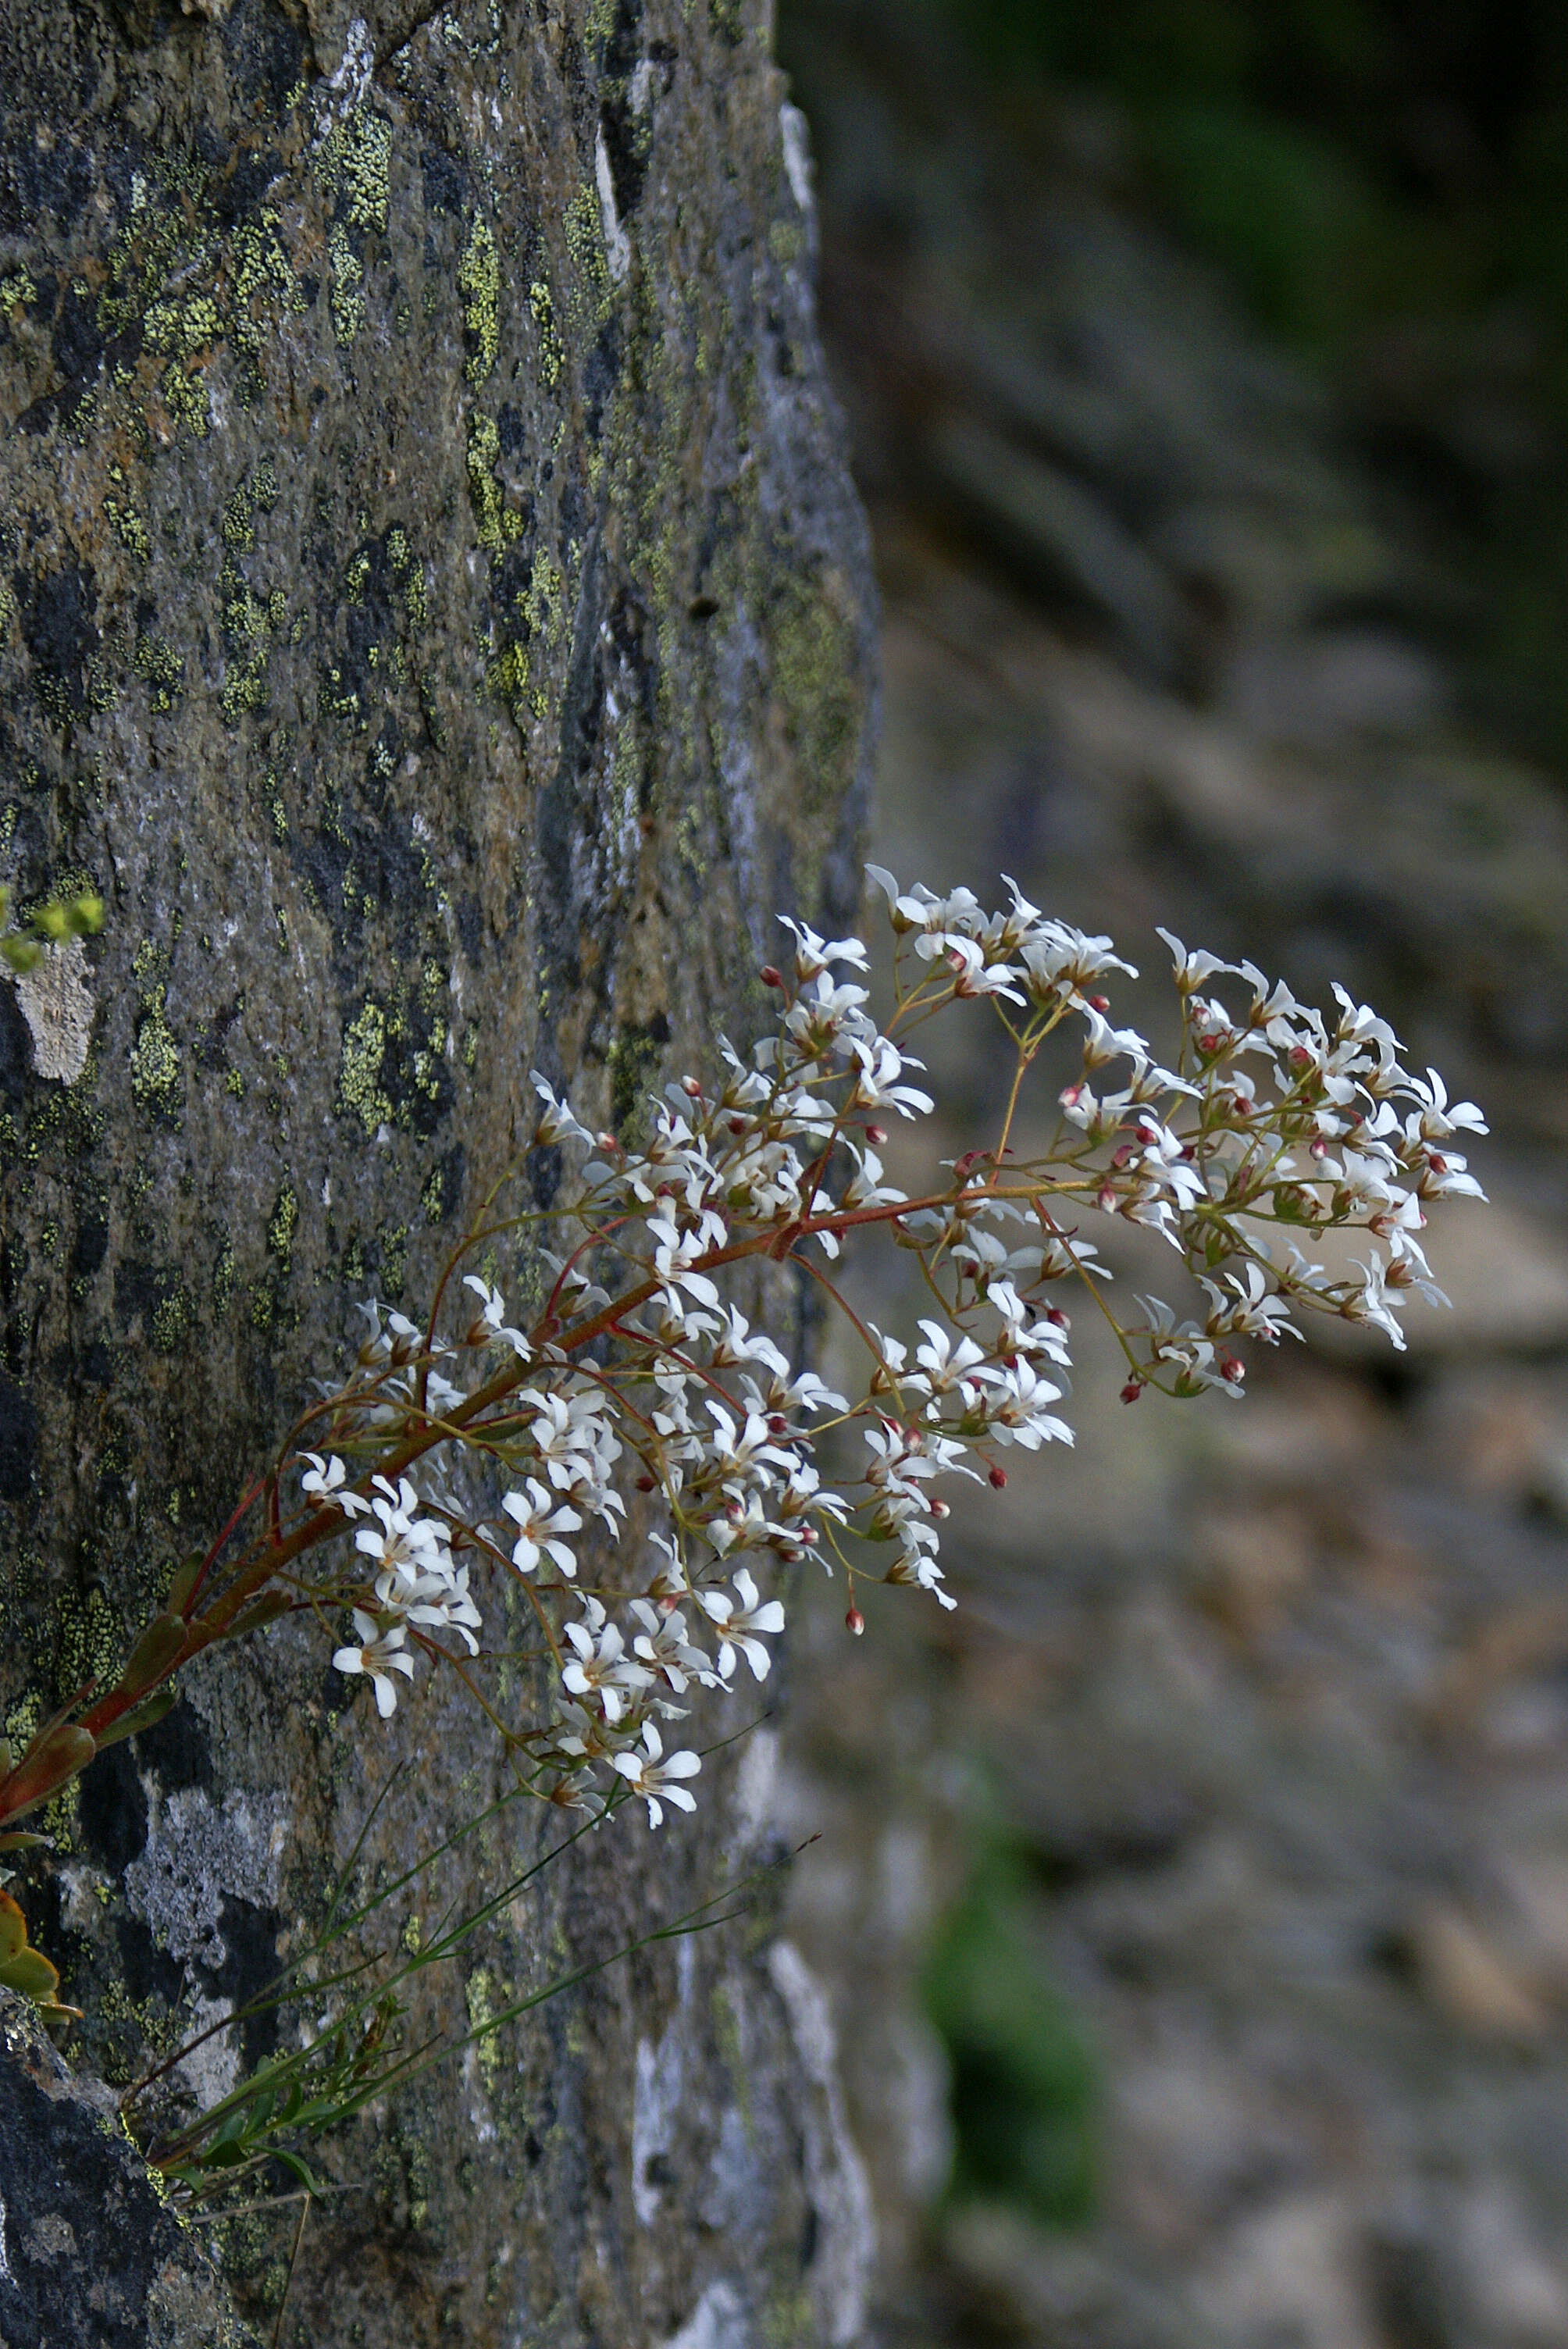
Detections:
[768, 5, 1568, 2344]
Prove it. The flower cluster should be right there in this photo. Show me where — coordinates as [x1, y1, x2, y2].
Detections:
[0, 871, 1487, 1848]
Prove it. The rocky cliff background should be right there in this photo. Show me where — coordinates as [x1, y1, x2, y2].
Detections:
[773, 8, 1568, 2346]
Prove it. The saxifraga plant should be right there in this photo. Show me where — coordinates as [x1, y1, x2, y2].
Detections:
[0, 868, 1487, 2005]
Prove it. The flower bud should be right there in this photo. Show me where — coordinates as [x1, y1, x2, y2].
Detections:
[866, 1125, 887, 1146]
[1121, 1380, 1143, 1403]
[846, 1606, 865, 1637]
[987, 1465, 1007, 1489]
[760, 965, 785, 989]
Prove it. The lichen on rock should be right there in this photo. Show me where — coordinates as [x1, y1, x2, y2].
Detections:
[0, 0, 875, 2337]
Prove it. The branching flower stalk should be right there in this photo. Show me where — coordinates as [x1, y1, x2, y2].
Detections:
[0, 869, 1488, 1861]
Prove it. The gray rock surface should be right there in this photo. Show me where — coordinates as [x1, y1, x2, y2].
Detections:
[0, 1986, 258, 2347]
[0, 0, 875, 2340]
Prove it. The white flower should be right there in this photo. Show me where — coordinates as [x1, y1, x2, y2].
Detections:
[978, 1360, 1074, 1448]
[561, 1593, 653, 1722]
[779, 916, 870, 978]
[402, 1563, 484, 1655]
[1402, 1067, 1486, 1140]
[333, 1612, 416, 1718]
[355, 1476, 452, 1586]
[697, 1567, 786, 1681]
[461, 1274, 533, 1356]
[611, 1720, 701, 1827]
[911, 1320, 989, 1412]
[648, 1214, 722, 1314]
[529, 1072, 595, 1148]
[1346, 1254, 1407, 1349]
[1198, 1262, 1301, 1345]
[846, 1032, 934, 1118]
[502, 1478, 582, 1577]
[1156, 929, 1234, 992]
[629, 1602, 715, 1691]
[300, 1452, 370, 1517]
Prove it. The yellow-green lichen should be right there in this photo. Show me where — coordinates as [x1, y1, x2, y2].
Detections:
[771, 579, 861, 815]
[222, 486, 255, 554]
[267, 1181, 299, 1272]
[528, 280, 564, 389]
[339, 1001, 391, 1133]
[54, 1587, 122, 1712]
[134, 633, 184, 711]
[151, 1281, 194, 1353]
[161, 361, 210, 439]
[380, 1222, 408, 1296]
[104, 467, 152, 562]
[1, 267, 36, 316]
[421, 1162, 448, 1221]
[458, 214, 500, 385]
[328, 225, 365, 346]
[564, 185, 611, 329]
[230, 212, 305, 354]
[522, 550, 566, 646]
[465, 411, 505, 554]
[318, 107, 393, 233]
[144, 294, 223, 360]
[130, 985, 181, 1110]
[465, 1966, 506, 2095]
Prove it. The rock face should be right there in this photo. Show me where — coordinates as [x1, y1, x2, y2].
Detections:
[0, 0, 874, 2340]
[0, 1986, 258, 2347]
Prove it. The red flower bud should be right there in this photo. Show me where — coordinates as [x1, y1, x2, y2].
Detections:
[1121, 1380, 1143, 1403]
[846, 1606, 865, 1638]
[1087, 993, 1110, 1012]
[866, 1125, 887, 1146]
[761, 964, 785, 989]
[988, 1464, 1007, 1489]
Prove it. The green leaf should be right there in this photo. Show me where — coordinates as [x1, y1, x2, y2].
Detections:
[116, 1613, 187, 1702]
[217, 2099, 253, 2144]
[165, 1553, 205, 1613]
[0, 1891, 27, 1963]
[223, 1590, 292, 1641]
[91, 1685, 176, 1752]
[269, 2148, 326, 2195]
[2, 1724, 95, 1820]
